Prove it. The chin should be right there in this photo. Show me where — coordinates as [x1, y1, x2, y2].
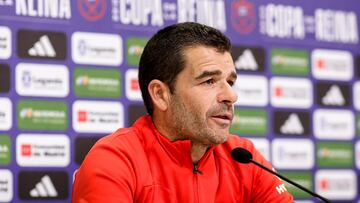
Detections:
[211, 133, 229, 145]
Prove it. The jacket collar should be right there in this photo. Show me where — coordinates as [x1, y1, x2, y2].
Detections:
[134, 115, 214, 168]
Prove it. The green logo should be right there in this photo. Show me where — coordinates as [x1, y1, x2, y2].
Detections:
[126, 37, 148, 66]
[0, 135, 11, 165]
[317, 142, 353, 167]
[74, 68, 121, 98]
[280, 171, 312, 198]
[17, 100, 68, 130]
[271, 48, 308, 76]
[357, 114, 360, 136]
[230, 108, 267, 136]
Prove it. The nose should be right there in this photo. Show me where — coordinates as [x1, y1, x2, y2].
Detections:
[218, 82, 238, 105]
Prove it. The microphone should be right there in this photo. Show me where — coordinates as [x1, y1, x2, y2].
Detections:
[231, 147, 332, 203]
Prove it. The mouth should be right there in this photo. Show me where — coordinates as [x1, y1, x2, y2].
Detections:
[211, 112, 233, 126]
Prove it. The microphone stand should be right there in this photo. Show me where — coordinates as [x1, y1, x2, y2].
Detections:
[249, 159, 332, 203]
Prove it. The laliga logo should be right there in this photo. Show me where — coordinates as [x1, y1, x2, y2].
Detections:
[231, 0, 256, 34]
[78, 0, 107, 21]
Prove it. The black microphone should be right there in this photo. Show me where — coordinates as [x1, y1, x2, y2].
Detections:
[231, 147, 332, 203]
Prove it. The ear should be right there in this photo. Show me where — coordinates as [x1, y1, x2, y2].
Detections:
[148, 79, 171, 112]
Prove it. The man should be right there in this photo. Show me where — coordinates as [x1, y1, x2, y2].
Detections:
[72, 22, 294, 202]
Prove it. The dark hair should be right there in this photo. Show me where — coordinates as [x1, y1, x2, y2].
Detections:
[138, 22, 231, 115]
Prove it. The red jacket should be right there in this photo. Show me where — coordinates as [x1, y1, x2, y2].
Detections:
[72, 115, 293, 203]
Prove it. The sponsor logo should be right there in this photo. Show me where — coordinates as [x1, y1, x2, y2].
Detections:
[234, 75, 268, 107]
[0, 135, 11, 165]
[78, 0, 107, 21]
[259, 4, 358, 44]
[0, 170, 12, 202]
[315, 170, 356, 200]
[271, 48, 309, 76]
[272, 138, 314, 169]
[0, 98, 12, 131]
[15, 0, 71, 19]
[73, 100, 124, 133]
[16, 63, 69, 97]
[316, 83, 350, 107]
[0, 64, 10, 93]
[231, 108, 267, 136]
[125, 69, 142, 101]
[112, 0, 164, 27]
[178, 0, 226, 31]
[128, 104, 147, 126]
[126, 37, 148, 66]
[19, 171, 68, 200]
[17, 100, 68, 131]
[314, 109, 354, 140]
[317, 142, 353, 167]
[270, 77, 313, 108]
[312, 49, 353, 81]
[0, 26, 11, 59]
[275, 183, 288, 194]
[231, 0, 256, 34]
[248, 138, 270, 160]
[111, 0, 226, 31]
[72, 32, 122, 66]
[17, 30, 66, 60]
[231, 46, 265, 72]
[16, 134, 70, 167]
[280, 171, 312, 198]
[315, 9, 358, 44]
[354, 81, 360, 111]
[74, 68, 121, 98]
[75, 136, 100, 165]
[259, 4, 305, 39]
[273, 111, 310, 136]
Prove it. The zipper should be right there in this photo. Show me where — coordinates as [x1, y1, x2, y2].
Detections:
[193, 163, 201, 203]
[193, 163, 203, 174]
[192, 148, 213, 203]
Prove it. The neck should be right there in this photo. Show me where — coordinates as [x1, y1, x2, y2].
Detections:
[190, 142, 209, 163]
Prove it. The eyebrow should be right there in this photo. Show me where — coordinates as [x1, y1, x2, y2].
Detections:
[195, 70, 222, 80]
[195, 70, 237, 81]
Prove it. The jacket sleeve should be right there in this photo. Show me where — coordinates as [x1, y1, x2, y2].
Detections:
[249, 147, 294, 203]
[72, 139, 136, 203]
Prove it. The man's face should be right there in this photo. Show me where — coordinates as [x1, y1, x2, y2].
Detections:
[168, 46, 238, 146]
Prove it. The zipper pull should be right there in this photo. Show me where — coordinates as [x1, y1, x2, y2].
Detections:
[193, 163, 203, 174]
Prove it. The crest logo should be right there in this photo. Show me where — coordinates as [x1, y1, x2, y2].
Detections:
[231, 0, 256, 34]
[78, 0, 107, 21]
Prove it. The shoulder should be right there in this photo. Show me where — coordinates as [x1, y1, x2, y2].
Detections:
[90, 115, 155, 155]
[217, 135, 257, 155]
[79, 127, 144, 173]
[93, 127, 142, 152]
[73, 127, 147, 202]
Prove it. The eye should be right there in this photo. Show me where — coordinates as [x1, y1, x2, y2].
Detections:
[228, 80, 235, 87]
[204, 78, 215, 85]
